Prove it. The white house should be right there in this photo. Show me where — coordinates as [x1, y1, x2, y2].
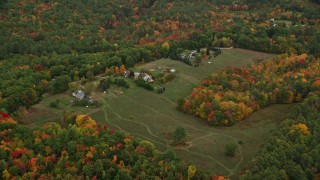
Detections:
[72, 90, 85, 100]
[133, 72, 154, 82]
[143, 75, 154, 83]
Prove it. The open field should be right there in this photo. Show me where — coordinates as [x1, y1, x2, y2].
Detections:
[23, 48, 287, 177]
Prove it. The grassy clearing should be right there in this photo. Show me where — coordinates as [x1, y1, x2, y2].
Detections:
[24, 48, 284, 177]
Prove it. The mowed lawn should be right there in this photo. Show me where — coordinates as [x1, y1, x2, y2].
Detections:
[24, 48, 286, 177]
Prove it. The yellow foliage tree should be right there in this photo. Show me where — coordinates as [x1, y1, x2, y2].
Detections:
[162, 42, 170, 50]
[197, 102, 207, 119]
[295, 93, 303, 102]
[220, 101, 236, 111]
[285, 91, 294, 104]
[187, 165, 197, 180]
[106, 67, 115, 75]
[75, 115, 97, 128]
[290, 123, 310, 136]
[2, 169, 11, 180]
[236, 102, 253, 121]
[171, 23, 179, 31]
[86, 151, 93, 159]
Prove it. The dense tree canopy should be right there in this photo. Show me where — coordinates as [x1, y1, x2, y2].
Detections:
[0, 115, 206, 179]
[178, 54, 320, 126]
[0, 0, 319, 115]
[242, 92, 320, 179]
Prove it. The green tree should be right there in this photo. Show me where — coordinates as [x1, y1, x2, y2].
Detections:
[176, 97, 185, 111]
[0, 160, 6, 177]
[82, 164, 93, 177]
[68, 82, 80, 93]
[94, 159, 104, 178]
[125, 56, 135, 68]
[225, 142, 237, 156]
[114, 169, 131, 180]
[86, 71, 95, 81]
[49, 75, 72, 94]
[195, 54, 202, 64]
[98, 79, 110, 91]
[83, 82, 94, 95]
[173, 127, 187, 145]
[8, 166, 19, 176]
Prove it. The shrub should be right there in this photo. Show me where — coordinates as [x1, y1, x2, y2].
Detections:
[173, 127, 187, 145]
[135, 79, 154, 91]
[158, 73, 176, 83]
[225, 143, 237, 157]
[98, 79, 110, 91]
[165, 73, 176, 81]
[114, 78, 129, 88]
[176, 97, 185, 111]
[49, 99, 60, 108]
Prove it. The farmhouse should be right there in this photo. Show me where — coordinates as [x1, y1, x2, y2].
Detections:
[143, 75, 154, 83]
[72, 90, 95, 106]
[140, 73, 154, 82]
[180, 50, 201, 59]
[133, 72, 154, 82]
[72, 90, 85, 100]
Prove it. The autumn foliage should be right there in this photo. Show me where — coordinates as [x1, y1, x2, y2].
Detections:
[0, 115, 202, 179]
[243, 92, 320, 179]
[178, 54, 320, 126]
[290, 123, 310, 136]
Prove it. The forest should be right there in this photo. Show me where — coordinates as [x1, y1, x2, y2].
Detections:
[0, 0, 320, 115]
[0, 0, 320, 179]
[0, 114, 204, 179]
[243, 92, 320, 179]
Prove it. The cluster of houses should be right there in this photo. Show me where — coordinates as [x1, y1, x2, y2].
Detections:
[70, 67, 177, 102]
[124, 68, 176, 83]
[124, 70, 154, 82]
